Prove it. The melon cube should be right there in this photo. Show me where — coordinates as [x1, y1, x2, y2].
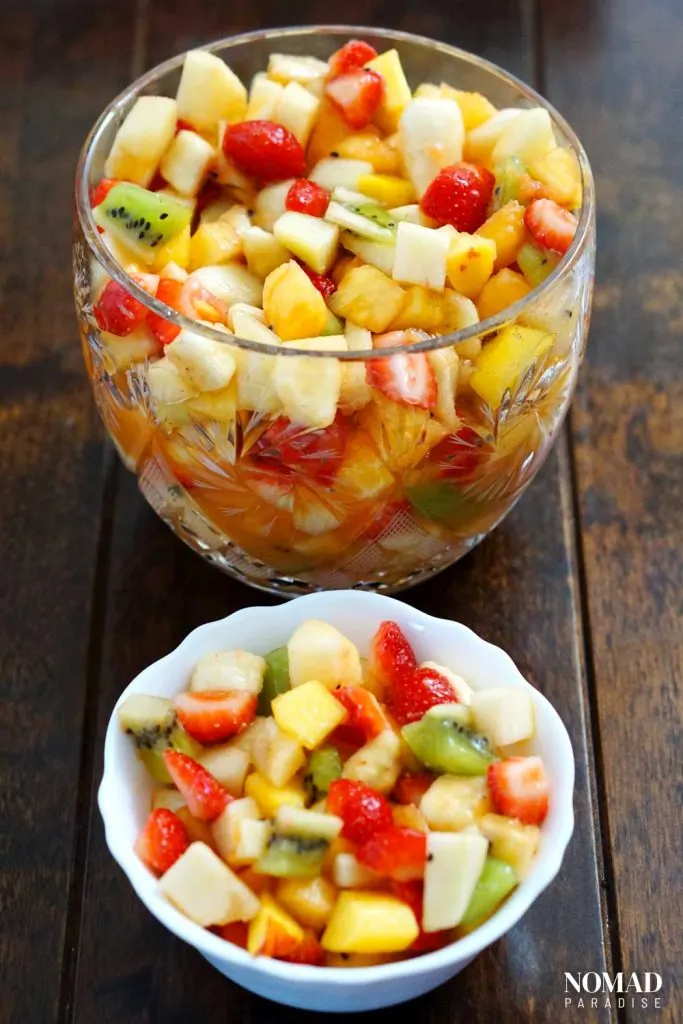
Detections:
[176, 50, 247, 132]
[287, 619, 363, 689]
[271, 680, 348, 749]
[160, 130, 215, 197]
[274, 81, 320, 147]
[158, 842, 260, 926]
[393, 221, 450, 291]
[104, 96, 177, 187]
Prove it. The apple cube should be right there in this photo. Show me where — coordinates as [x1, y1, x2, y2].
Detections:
[273, 211, 339, 275]
[274, 81, 320, 147]
[420, 776, 487, 831]
[342, 731, 401, 795]
[470, 688, 535, 747]
[287, 619, 363, 689]
[333, 853, 381, 889]
[160, 130, 215, 197]
[310, 158, 374, 192]
[398, 98, 464, 197]
[272, 680, 348, 749]
[491, 107, 557, 166]
[247, 72, 284, 120]
[273, 336, 344, 428]
[254, 179, 296, 232]
[104, 96, 177, 187]
[393, 221, 450, 291]
[176, 50, 247, 133]
[165, 329, 236, 392]
[422, 831, 488, 931]
[191, 650, 266, 694]
[242, 226, 290, 278]
[198, 745, 250, 796]
[188, 264, 263, 309]
[267, 53, 329, 88]
[158, 842, 260, 926]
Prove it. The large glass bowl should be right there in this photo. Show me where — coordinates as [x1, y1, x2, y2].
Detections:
[74, 25, 595, 596]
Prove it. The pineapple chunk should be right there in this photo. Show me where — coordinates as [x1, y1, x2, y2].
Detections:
[365, 49, 412, 134]
[287, 619, 363, 689]
[199, 745, 250, 796]
[165, 330, 236, 392]
[398, 98, 464, 197]
[189, 264, 263, 309]
[329, 265, 405, 333]
[247, 894, 304, 956]
[158, 842, 260, 926]
[360, 393, 446, 473]
[276, 875, 338, 931]
[231, 311, 282, 417]
[423, 831, 488, 931]
[189, 220, 242, 270]
[292, 492, 345, 536]
[254, 179, 296, 232]
[153, 228, 191, 273]
[393, 221, 450, 291]
[427, 347, 459, 432]
[446, 233, 497, 298]
[357, 174, 415, 207]
[335, 434, 394, 499]
[337, 132, 402, 175]
[321, 892, 418, 953]
[104, 96, 177, 187]
[470, 323, 553, 408]
[263, 261, 329, 340]
[342, 731, 401, 795]
[273, 212, 340, 275]
[267, 53, 329, 88]
[212, 796, 261, 864]
[272, 680, 348, 749]
[420, 661, 474, 704]
[100, 328, 158, 372]
[191, 650, 266, 694]
[476, 268, 531, 322]
[244, 772, 307, 817]
[273, 336, 344, 429]
[479, 813, 540, 878]
[420, 776, 487, 831]
[464, 108, 524, 165]
[247, 72, 283, 120]
[176, 50, 247, 132]
[470, 688, 535, 746]
[392, 803, 429, 832]
[476, 201, 526, 270]
[274, 82, 320, 147]
[242, 225, 290, 278]
[251, 716, 307, 788]
[340, 323, 373, 413]
[274, 805, 343, 842]
[160, 130, 214, 197]
[492, 107, 557, 166]
[528, 147, 582, 209]
[310, 158, 374, 192]
[388, 285, 443, 332]
[332, 853, 381, 889]
[449, 89, 497, 131]
[148, 356, 196, 407]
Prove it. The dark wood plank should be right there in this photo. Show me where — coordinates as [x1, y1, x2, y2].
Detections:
[542, 1, 683, 1018]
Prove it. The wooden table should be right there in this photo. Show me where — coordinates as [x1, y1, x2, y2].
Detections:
[1, 1, 681, 1021]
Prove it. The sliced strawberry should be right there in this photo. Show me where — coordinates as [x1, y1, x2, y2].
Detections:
[356, 825, 427, 881]
[250, 415, 347, 484]
[178, 276, 227, 323]
[487, 756, 550, 825]
[163, 750, 232, 821]
[325, 69, 384, 130]
[393, 771, 437, 806]
[147, 277, 184, 347]
[134, 807, 189, 875]
[90, 177, 119, 208]
[328, 40, 378, 79]
[326, 778, 393, 845]
[366, 351, 436, 409]
[222, 120, 306, 183]
[369, 621, 417, 688]
[420, 162, 495, 233]
[280, 930, 325, 966]
[217, 921, 249, 948]
[299, 263, 337, 299]
[94, 273, 159, 336]
[175, 690, 257, 744]
[390, 880, 452, 951]
[176, 117, 195, 134]
[524, 197, 577, 255]
[332, 685, 388, 747]
[148, 171, 167, 192]
[425, 426, 485, 481]
[387, 665, 457, 727]
[286, 178, 330, 218]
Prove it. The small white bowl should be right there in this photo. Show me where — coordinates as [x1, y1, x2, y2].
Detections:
[99, 591, 575, 1013]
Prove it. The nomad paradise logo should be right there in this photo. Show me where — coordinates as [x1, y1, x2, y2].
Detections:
[564, 972, 664, 1010]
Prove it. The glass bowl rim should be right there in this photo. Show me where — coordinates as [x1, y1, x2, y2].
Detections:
[75, 23, 595, 362]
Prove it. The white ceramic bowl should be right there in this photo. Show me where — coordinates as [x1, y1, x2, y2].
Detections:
[99, 591, 575, 1013]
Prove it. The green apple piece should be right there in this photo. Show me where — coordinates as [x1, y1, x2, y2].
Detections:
[423, 830, 489, 931]
[392, 221, 449, 291]
[461, 856, 517, 927]
[470, 688, 535, 747]
[273, 211, 340, 275]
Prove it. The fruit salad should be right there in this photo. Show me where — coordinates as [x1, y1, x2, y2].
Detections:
[119, 619, 550, 965]
[75, 34, 594, 592]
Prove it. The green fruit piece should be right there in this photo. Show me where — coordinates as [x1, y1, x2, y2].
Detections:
[461, 856, 517, 927]
[492, 156, 526, 209]
[401, 709, 495, 776]
[255, 833, 328, 877]
[325, 188, 397, 243]
[117, 693, 201, 782]
[93, 183, 191, 265]
[257, 646, 291, 715]
[516, 242, 560, 287]
[320, 310, 345, 336]
[406, 481, 478, 526]
[304, 746, 342, 802]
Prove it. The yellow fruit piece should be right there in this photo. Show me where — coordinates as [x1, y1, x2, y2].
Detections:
[392, 803, 428, 832]
[175, 807, 219, 852]
[189, 220, 242, 271]
[247, 894, 304, 956]
[272, 681, 348, 749]
[357, 174, 415, 207]
[469, 323, 554, 408]
[446, 233, 497, 299]
[365, 49, 412, 133]
[321, 892, 419, 953]
[449, 89, 497, 131]
[240, 866, 273, 896]
[186, 384, 238, 426]
[337, 132, 401, 175]
[307, 99, 351, 165]
[476, 268, 531, 321]
[479, 813, 540, 879]
[329, 265, 405, 333]
[335, 434, 394, 500]
[330, 254, 363, 286]
[153, 225, 191, 271]
[262, 260, 328, 340]
[244, 772, 306, 817]
[276, 875, 338, 931]
[387, 285, 443, 331]
[360, 394, 447, 473]
[528, 146, 582, 209]
[476, 201, 527, 270]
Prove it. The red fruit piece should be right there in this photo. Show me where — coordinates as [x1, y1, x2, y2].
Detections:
[326, 778, 393, 844]
[524, 197, 577, 255]
[487, 756, 550, 825]
[325, 69, 384, 130]
[250, 415, 347, 484]
[390, 880, 452, 951]
[286, 178, 330, 218]
[366, 352, 436, 409]
[356, 826, 427, 881]
[387, 665, 457, 727]
[134, 808, 189, 875]
[163, 750, 232, 821]
[332, 685, 388, 747]
[426, 426, 485, 481]
[217, 921, 249, 948]
[94, 272, 159, 336]
[299, 263, 337, 299]
[420, 162, 495, 232]
[222, 120, 306, 183]
[175, 690, 257, 744]
[369, 620, 417, 688]
[280, 930, 325, 966]
[393, 771, 436, 806]
[328, 40, 378, 79]
[90, 177, 119, 208]
[176, 118, 195, 133]
[147, 277, 184, 347]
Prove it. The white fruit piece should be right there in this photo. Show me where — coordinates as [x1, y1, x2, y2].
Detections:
[465, 107, 524, 164]
[176, 50, 247, 132]
[491, 107, 557, 167]
[325, 202, 394, 244]
[158, 841, 260, 925]
[267, 53, 329, 88]
[191, 650, 266, 694]
[254, 179, 296, 232]
[212, 797, 269, 867]
[274, 82, 320, 147]
[160, 130, 215, 197]
[104, 96, 177, 187]
[250, 716, 307, 788]
[420, 662, 474, 705]
[212, 131, 255, 199]
[479, 813, 540, 879]
[398, 98, 465, 197]
[393, 221, 450, 291]
[273, 336, 345, 429]
[422, 831, 488, 932]
[100, 328, 158, 372]
[220, 204, 252, 238]
[333, 853, 382, 889]
[287, 619, 363, 689]
[390, 204, 435, 227]
[247, 72, 284, 120]
[426, 348, 459, 431]
[340, 322, 373, 413]
[188, 264, 263, 309]
[198, 745, 250, 796]
[273, 212, 340, 275]
[242, 226, 290, 279]
[152, 788, 186, 813]
[292, 494, 345, 536]
[420, 775, 487, 831]
[470, 688, 535, 747]
[310, 158, 374, 192]
[231, 312, 282, 416]
[273, 805, 342, 842]
[159, 261, 189, 283]
[228, 716, 270, 758]
[340, 232, 396, 277]
[342, 731, 401, 794]
[147, 356, 196, 406]
[228, 303, 266, 328]
[166, 330, 236, 392]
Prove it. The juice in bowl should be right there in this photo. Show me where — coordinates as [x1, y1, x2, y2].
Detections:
[74, 26, 595, 595]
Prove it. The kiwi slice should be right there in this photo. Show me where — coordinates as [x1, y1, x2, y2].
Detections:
[517, 242, 559, 287]
[406, 481, 479, 526]
[320, 310, 345, 336]
[92, 183, 191, 266]
[461, 856, 517, 927]
[304, 745, 342, 802]
[117, 693, 201, 782]
[257, 646, 291, 715]
[255, 833, 328, 878]
[492, 156, 526, 209]
[401, 709, 495, 776]
[325, 188, 397, 243]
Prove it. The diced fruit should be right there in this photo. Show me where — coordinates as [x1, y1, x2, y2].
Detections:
[310, 158, 375, 193]
[470, 688, 535, 747]
[274, 805, 342, 842]
[174, 807, 219, 851]
[332, 852, 381, 889]
[250, 716, 307, 788]
[257, 647, 291, 715]
[325, 69, 384, 130]
[262, 260, 328, 340]
[232, 314, 281, 415]
[321, 891, 419, 953]
[273, 211, 339, 275]
[449, 89, 497, 131]
[388, 878, 451, 952]
[478, 812, 540, 878]
[252, 414, 347, 483]
[365, 49, 412, 134]
[328, 40, 378, 78]
[163, 751, 231, 820]
[272, 680, 348, 749]
[304, 746, 343, 802]
[419, 775, 486, 831]
[469, 323, 553, 407]
[274, 82, 320, 147]
[398, 99, 465, 198]
[188, 220, 242, 270]
[94, 274, 158, 336]
[217, 921, 249, 947]
[427, 346, 459, 432]
[516, 241, 559, 287]
[367, 348, 437, 411]
[223, 120, 306, 182]
[327, 779, 393, 844]
[256, 833, 329, 878]
[476, 268, 531, 321]
[420, 163, 495, 232]
[386, 285, 441, 331]
[187, 263, 263, 311]
[337, 131, 402, 174]
[276, 875, 338, 931]
[464, 108, 524, 165]
[273, 336, 343, 429]
[387, 665, 458, 726]
[247, 72, 283, 120]
[165, 329, 236, 392]
[446, 232, 497, 298]
[393, 771, 436, 807]
[420, 662, 473, 704]
[245, 772, 306, 817]
[476, 200, 527, 270]
[148, 357, 196, 414]
[524, 197, 578, 255]
[152, 788, 186, 813]
[280, 930, 326, 965]
[211, 796, 264, 865]
[93, 183, 192, 266]
[357, 173, 415, 207]
[461, 856, 517, 927]
[267, 53, 329, 88]
[175, 690, 257, 745]
[392, 221, 450, 291]
[356, 826, 427, 881]
[176, 50, 247, 132]
[160, 130, 214, 197]
[146, 277, 183, 346]
[247, 894, 305, 956]
[527, 146, 582, 209]
[286, 178, 330, 217]
[341, 731, 401, 795]
[491, 108, 557, 167]
[191, 650, 266, 696]
[242, 225, 290, 278]
[287, 619, 362, 690]
[369, 620, 417, 688]
[402, 704, 495, 775]
[159, 842, 260, 926]
[422, 831, 488, 931]
[253, 178, 296, 231]
[333, 686, 388, 746]
[90, 177, 119, 208]
[339, 231, 396, 276]
[135, 808, 190, 874]
[198, 745, 250, 796]
[487, 756, 550, 825]
[303, 267, 338, 301]
[104, 96, 177, 187]
[117, 693, 201, 783]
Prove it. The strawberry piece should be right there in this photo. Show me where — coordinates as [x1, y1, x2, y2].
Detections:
[222, 120, 306, 183]
[524, 197, 577, 255]
[147, 277, 184, 347]
[369, 621, 417, 688]
[393, 771, 436, 806]
[366, 352, 436, 409]
[425, 425, 485, 481]
[175, 690, 257, 744]
[325, 69, 384, 130]
[178, 276, 227, 323]
[487, 756, 550, 825]
[134, 808, 189, 875]
[286, 178, 330, 218]
[176, 117, 195, 133]
[163, 750, 232, 821]
[250, 415, 347, 484]
[387, 665, 457, 727]
[326, 779, 393, 844]
[148, 171, 167, 192]
[328, 40, 378, 79]
[390, 880, 452, 951]
[356, 825, 427, 881]
[332, 685, 388, 747]
[217, 921, 249, 948]
[299, 263, 337, 299]
[94, 273, 159, 336]
[280, 930, 325, 966]
[90, 177, 119, 208]
[420, 162, 495, 232]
